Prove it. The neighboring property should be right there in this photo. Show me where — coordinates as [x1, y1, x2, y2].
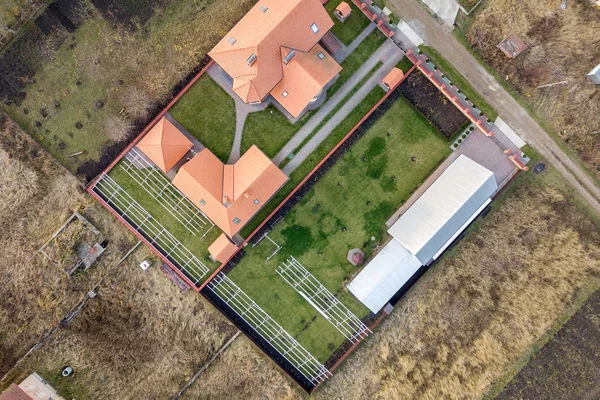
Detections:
[348, 155, 498, 313]
[497, 34, 527, 59]
[173, 145, 289, 238]
[209, 0, 343, 118]
[0, 373, 65, 400]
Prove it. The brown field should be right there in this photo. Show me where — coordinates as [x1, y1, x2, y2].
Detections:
[464, 0, 600, 178]
[7, 245, 237, 399]
[0, 113, 137, 379]
[176, 150, 600, 399]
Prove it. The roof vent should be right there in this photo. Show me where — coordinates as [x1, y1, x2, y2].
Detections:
[247, 53, 257, 65]
[259, 5, 268, 12]
[283, 50, 296, 65]
[282, 90, 289, 98]
[199, 199, 206, 206]
[228, 37, 236, 45]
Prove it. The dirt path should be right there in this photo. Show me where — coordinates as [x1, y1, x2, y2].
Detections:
[387, 0, 600, 215]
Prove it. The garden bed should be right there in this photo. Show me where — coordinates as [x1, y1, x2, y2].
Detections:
[398, 70, 468, 138]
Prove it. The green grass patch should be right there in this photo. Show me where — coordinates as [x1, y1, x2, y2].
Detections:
[107, 162, 222, 278]
[169, 75, 236, 163]
[228, 97, 452, 361]
[420, 45, 498, 120]
[324, 0, 371, 45]
[327, 30, 386, 95]
[396, 57, 414, 73]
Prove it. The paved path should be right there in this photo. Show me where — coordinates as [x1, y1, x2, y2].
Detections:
[387, 0, 600, 214]
[273, 39, 402, 167]
[282, 41, 404, 175]
[334, 23, 377, 63]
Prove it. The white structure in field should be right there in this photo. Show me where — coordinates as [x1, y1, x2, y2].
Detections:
[588, 63, 600, 85]
[348, 155, 498, 313]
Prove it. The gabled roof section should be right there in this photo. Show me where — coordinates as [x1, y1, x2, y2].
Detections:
[209, 0, 334, 103]
[136, 117, 193, 173]
[271, 44, 341, 118]
[208, 233, 238, 263]
[173, 145, 288, 237]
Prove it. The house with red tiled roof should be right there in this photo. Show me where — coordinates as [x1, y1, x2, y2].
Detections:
[136, 116, 193, 173]
[173, 145, 288, 238]
[209, 0, 342, 118]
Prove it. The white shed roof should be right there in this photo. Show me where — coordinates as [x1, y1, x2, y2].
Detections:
[348, 239, 422, 314]
[388, 155, 497, 264]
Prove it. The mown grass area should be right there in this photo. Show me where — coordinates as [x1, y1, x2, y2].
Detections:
[324, 0, 371, 45]
[108, 162, 222, 277]
[397, 56, 414, 73]
[2, 0, 253, 175]
[240, 86, 387, 239]
[327, 30, 386, 95]
[169, 74, 236, 162]
[420, 45, 498, 120]
[228, 97, 451, 361]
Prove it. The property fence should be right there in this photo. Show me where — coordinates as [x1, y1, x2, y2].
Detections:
[92, 173, 209, 286]
[205, 272, 331, 385]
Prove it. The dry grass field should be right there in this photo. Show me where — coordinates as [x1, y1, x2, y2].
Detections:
[178, 149, 600, 399]
[0, 113, 137, 379]
[8, 245, 237, 399]
[464, 0, 600, 178]
[2, 0, 255, 177]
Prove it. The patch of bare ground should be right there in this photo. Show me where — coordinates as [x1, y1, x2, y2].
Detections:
[8, 245, 237, 399]
[181, 335, 302, 400]
[0, 112, 136, 379]
[466, 0, 600, 177]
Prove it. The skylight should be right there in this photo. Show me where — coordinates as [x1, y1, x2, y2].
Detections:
[228, 37, 236, 45]
[282, 91, 288, 98]
[259, 5, 268, 12]
[283, 50, 296, 65]
[247, 53, 257, 65]
[233, 217, 242, 225]
[317, 52, 325, 60]
[310, 23, 319, 34]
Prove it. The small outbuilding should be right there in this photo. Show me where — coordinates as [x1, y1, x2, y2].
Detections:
[382, 67, 405, 91]
[347, 248, 365, 266]
[209, 233, 239, 263]
[497, 34, 527, 58]
[334, 1, 352, 22]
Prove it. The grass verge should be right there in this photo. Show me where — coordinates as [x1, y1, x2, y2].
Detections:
[324, 0, 371, 46]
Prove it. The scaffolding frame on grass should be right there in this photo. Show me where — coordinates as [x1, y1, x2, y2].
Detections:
[206, 272, 331, 385]
[277, 256, 371, 344]
[121, 148, 214, 237]
[93, 173, 209, 286]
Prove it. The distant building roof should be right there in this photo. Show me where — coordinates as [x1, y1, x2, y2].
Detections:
[335, 1, 352, 18]
[382, 67, 404, 90]
[136, 116, 193, 173]
[0, 385, 32, 400]
[173, 145, 288, 237]
[271, 44, 341, 118]
[388, 155, 497, 264]
[497, 34, 527, 58]
[208, 233, 239, 263]
[209, 0, 340, 116]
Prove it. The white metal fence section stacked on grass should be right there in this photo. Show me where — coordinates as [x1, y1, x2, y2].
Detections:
[121, 148, 214, 237]
[206, 272, 331, 385]
[93, 174, 209, 286]
[277, 256, 371, 344]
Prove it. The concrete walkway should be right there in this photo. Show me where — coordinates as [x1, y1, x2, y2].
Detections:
[334, 23, 377, 63]
[387, 0, 600, 214]
[282, 41, 404, 175]
[273, 39, 403, 167]
[207, 63, 269, 163]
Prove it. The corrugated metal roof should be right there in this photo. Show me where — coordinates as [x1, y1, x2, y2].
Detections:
[388, 155, 497, 264]
[347, 239, 422, 313]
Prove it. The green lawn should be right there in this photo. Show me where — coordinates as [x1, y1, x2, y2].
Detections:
[420, 46, 498, 120]
[228, 97, 452, 361]
[324, 0, 371, 45]
[327, 30, 387, 95]
[397, 57, 414, 73]
[107, 162, 222, 279]
[169, 75, 236, 163]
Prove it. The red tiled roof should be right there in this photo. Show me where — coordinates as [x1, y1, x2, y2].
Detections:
[136, 117, 193, 173]
[0, 385, 32, 400]
[336, 1, 352, 18]
[208, 233, 239, 263]
[173, 145, 288, 237]
[382, 67, 404, 90]
[209, 0, 338, 110]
